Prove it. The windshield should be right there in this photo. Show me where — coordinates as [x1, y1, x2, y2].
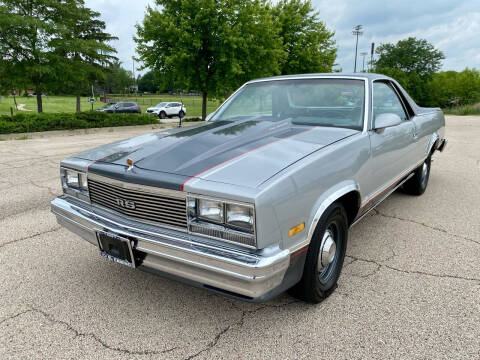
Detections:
[155, 102, 168, 108]
[212, 78, 365, 130]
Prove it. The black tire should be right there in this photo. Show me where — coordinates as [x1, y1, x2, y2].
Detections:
[158, 111, 167, 119]
[403, 156, 431, 196]
[289, 202, 348, 303]
[179, 110, 185, 118]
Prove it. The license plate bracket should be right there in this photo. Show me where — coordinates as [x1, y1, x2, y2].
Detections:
[97, 231, 135, 268]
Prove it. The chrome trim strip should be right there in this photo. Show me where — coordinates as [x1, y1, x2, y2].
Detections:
[351, 173, 414, 227]
[360, 157, 425, 209]
[87, 173, 187, 199]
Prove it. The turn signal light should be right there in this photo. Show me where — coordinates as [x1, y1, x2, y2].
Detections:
[289, 222, 305, 237]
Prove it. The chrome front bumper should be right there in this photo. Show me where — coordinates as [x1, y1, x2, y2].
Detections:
[51, 196, 290, 299]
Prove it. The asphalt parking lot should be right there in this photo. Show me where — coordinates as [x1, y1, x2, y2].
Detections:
[1, 116, 479, 359]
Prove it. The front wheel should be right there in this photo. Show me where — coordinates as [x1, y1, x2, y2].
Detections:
[403, 156, 431, 196]
[158, 111, 166, 119]
[289, 202, 348, 303]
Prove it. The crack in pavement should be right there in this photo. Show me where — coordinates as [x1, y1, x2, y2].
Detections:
[0, 205, 51, 221]
[29, 180, 59, 197]
[0, 227, 61, 251]
[373, 209, 480, 246]
[346, 255, 480, 283]
[0, 152, 78, 167]
[0, 309, 33, 326]
[1, 307, 178, 356]
[184, 299, 301, 360]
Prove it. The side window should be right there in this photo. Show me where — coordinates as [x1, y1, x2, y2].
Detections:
[372, 82, 408, 121]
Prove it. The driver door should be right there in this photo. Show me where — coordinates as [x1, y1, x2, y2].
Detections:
[366, 81, 417, 204]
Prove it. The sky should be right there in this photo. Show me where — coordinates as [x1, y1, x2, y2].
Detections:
[85, 0, 480, 74]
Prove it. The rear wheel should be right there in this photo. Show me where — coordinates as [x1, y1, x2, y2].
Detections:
[179, 110, 185, 118]
[289, 202, 348, 303]
[403, 156, 431, 196]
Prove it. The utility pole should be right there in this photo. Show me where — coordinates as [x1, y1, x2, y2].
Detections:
[352, 25, 363, 73]
[360, 52, 368, 72]
[370, 42, 375, 72]
[132, 57, 136, 94]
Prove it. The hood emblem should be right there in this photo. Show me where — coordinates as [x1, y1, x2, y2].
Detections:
[126, 158, 134, 171]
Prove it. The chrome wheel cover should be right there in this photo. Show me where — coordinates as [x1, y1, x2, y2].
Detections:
[318, 227, 337, 275]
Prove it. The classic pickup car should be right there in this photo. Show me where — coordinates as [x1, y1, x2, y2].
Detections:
[51, 73, 447, 303]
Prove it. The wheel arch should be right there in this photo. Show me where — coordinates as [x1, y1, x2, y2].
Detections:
[426, 132, 440, 156]
[299, 182, 361, 253]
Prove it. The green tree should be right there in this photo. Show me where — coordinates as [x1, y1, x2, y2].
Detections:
[138, 71, 158, 93]
[373, 37, 444, 105]
[135, 0, 283, 120]
[0, 0, 116, 113]
[427, 69, 480, 108]
[103, 61, 133, 94]
[273, 0, 336, 75]
[57, 4, 117, 111]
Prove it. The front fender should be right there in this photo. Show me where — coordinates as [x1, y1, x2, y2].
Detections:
[290, 180, 360, 253]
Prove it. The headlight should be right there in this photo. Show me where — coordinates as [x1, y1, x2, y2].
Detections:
[188, 197, 256, 248]
[198, 199, 224, 223]
[226, 204, 254, 232]
[65, 170, 79, 188]
[61, 168, 89, 202]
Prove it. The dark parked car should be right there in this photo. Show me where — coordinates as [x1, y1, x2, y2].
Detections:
[104, 101, 141, 114]
[95, 102, 117, 112]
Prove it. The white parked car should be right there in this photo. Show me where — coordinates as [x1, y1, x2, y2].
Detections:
[146, 102, 186, 119]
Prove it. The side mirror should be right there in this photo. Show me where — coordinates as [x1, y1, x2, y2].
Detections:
[374, 113, 402, 131]
[205, 112, 215, 122]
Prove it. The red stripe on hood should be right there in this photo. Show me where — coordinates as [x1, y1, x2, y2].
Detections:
[181, 126, 317, 191]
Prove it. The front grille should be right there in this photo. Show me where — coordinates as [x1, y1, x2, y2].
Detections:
[190, 223, 256, 248]
[88, 179, 187, 230]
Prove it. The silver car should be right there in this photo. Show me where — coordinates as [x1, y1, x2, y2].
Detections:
[51, 73, 447, 303]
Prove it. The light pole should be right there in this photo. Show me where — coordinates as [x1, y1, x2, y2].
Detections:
[352, 25, 363, 73]
[132, 57, 136, 94]
[370, 42, 375, 72]
[360, 51, 368, 72]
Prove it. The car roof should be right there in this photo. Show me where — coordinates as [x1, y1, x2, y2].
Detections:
[248, 72, 391, 83]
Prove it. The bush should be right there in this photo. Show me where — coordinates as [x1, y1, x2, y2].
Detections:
[444, 103, 480, 116]
[0, 111, 159, 134]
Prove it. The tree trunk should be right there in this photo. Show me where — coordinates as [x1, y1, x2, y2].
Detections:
[13, 91, 18, 111]
[36, 91, 43, 113]
[76, 95, 81, 112]
[202, 92, 207, 121]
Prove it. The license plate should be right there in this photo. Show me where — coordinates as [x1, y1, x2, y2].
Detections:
[97, 231, 135, 268]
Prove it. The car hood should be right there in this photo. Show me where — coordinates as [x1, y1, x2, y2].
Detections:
[77, 119, 358, 190]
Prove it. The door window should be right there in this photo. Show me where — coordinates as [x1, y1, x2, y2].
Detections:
[372, 82, 408, 122]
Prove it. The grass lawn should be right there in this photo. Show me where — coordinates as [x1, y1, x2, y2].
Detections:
[444, 103, 480, 116]
[0, 94, 221, 116]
